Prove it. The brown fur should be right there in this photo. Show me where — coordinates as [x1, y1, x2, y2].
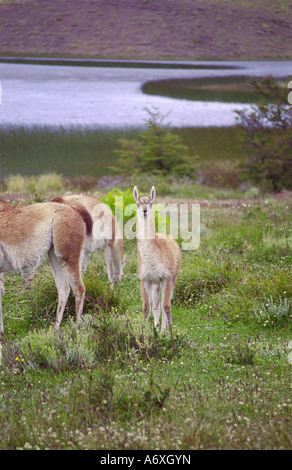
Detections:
[51, 197, 93, 237]
[0, 199, 90, 333]
[51, 194, 125, 286]
[133, 186, 181, 334]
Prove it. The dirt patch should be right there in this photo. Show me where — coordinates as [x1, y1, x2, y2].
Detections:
[0, 0, 291, 60]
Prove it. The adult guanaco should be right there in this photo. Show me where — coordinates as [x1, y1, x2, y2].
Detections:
[0, 199, 92, 333]
[51, 194, 125, 287]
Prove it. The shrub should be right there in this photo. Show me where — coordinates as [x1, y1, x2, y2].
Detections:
[199, 160, 240, 189]
[5, 316, 97, 371]
[253, 296, 292, 326]
[112, 108, 198, 177]
[102, 187, 135, 220]
[5, 173, 63, 195]
[236, 76, 292, 192]
[5, 174, 35, 193]
[34, 173, 63, 194]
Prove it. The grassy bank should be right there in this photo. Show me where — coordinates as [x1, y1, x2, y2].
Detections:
[0, 125, 245, 182]
[0, 182, 291, 450]
[142, 76, 291, 104]
[0, 126, 141, 179]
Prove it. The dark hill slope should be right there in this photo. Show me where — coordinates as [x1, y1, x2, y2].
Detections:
[0, 0, 291, 60]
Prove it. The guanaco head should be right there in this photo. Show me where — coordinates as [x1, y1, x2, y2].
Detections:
[133, 186, 156, 219]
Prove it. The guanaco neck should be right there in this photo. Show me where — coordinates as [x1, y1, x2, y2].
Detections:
[136, 212, 156, 242]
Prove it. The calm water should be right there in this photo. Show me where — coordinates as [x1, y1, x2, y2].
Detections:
[0, 59, 291, 128]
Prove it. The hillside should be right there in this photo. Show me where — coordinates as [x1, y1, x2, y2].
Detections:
[0, 0, 291, 60]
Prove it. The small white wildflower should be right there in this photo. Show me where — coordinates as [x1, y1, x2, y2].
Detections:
[24, 442, 33, 449]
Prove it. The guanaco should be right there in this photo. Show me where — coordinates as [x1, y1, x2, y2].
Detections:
[133, 186, 181, 334]
[51, 194, 125, 286]
[0, 199, 93, 333]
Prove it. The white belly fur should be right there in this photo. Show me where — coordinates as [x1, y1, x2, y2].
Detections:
[138, 243, 170, 282]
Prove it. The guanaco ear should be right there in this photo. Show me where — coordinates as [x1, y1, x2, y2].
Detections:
[133, 186, 139, 202]
[149, 186, 156, 202]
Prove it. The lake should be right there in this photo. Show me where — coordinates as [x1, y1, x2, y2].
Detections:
[0, 59, 291, 128]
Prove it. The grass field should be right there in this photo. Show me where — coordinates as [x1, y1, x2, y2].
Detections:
[0, 171, 291, 450]
[0, 108, 291, 451]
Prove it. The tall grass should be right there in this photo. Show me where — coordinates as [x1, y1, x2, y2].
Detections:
[0, 125, 140, 178]
[0, 125, 245, 180]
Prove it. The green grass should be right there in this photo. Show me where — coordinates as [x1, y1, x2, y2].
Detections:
[0, 57, 238, 70]
[0, 117, 291, 450]
[0, 191, 291, 450]
[142, 76, 291, 104]
[0, 125, 245, 183]
[0, 125, 141, 179]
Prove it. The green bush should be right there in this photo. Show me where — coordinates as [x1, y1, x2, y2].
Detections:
[112, 108, 198, 177]
[236, 76, 292, 192]
[102, 187, 135, 221]
[5, 173, 63, 195]
[253, 296, 292, 326]
[7, 316, 97, 371]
